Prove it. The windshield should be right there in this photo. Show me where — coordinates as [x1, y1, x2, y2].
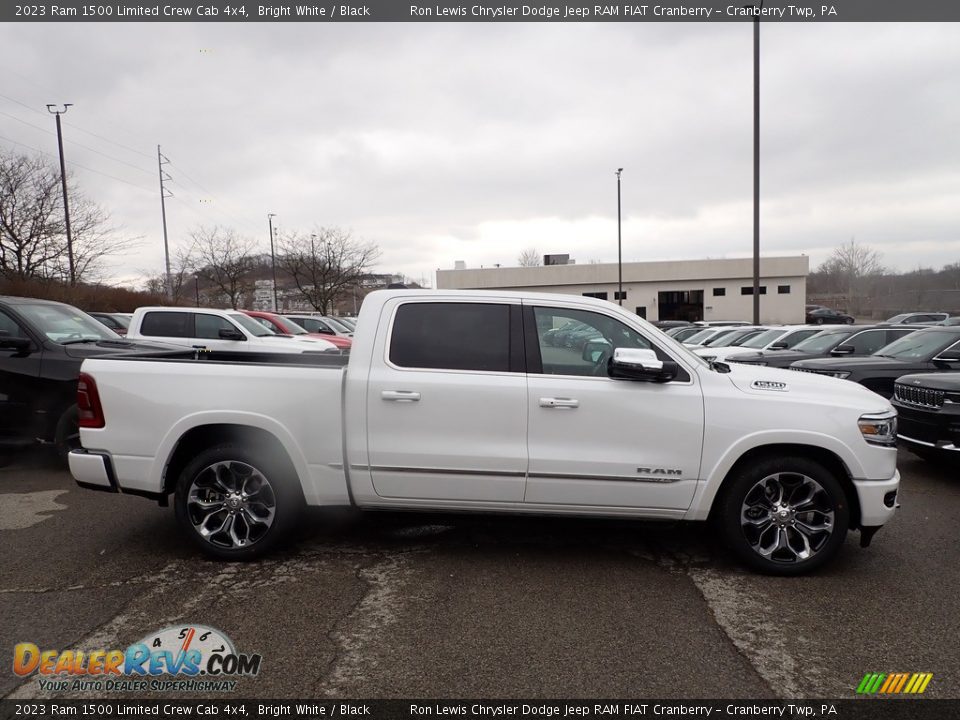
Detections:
[17, 303, 120, 343]
[708, 329, 756, 348]
[791, 329, 852, 353]
[875, 330, 960, 360]
[338, 317, 357, 330]
[229, 313, 274, 337]
[885, 314, 909, 323]
[683, 329, 715, 344]
[325, 317, 353, 333]
[739, 329, 786, 349]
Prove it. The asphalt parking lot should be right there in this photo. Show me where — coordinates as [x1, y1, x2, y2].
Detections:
[1, 448, 957, 701]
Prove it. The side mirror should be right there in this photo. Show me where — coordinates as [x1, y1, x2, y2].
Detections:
[932, 350, 960, 365]
[831, 344, 855, 355]
[768, 341, 788, 350]
[581, 338, 611, 363]
[608, 347, 678, 383]
[0, 336, 31, 351]
[218, 328, 245, 341]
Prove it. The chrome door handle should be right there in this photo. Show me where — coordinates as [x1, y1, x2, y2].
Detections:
[539, 397, 579, 409]
[381, 390, 421, 402]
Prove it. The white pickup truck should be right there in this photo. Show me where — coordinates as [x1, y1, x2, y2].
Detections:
[124, 306, 338, 353]
[70, 290, 900, 574]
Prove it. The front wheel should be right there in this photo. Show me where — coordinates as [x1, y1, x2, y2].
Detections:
[174, 443, 303, 560]
[717, 456, 850, 575]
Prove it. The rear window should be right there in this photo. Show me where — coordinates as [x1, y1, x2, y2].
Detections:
[389, 302, 510, 372]
[139, 312, 192, 338]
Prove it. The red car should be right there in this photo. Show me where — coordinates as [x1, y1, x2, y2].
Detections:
[241, 310, 352, 349]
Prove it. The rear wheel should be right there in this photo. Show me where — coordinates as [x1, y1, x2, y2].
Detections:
[717, 456, 849, 575]
[174, 443, 303, 560]
[815, 318, 825, 325]
[54, 405, 80, 465]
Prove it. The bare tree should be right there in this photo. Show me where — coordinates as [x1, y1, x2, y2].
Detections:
[518, 248, 541, 267]
[0, 150, 134, 283]
[191, 226, 257, 309]
[277, 227, 380, 314]
[141, 243, 198, 304]
[816, 239, 885, 315]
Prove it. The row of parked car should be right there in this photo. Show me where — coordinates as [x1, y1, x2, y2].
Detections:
[0, 296, 357, 462]
[657, 320, 960, 464]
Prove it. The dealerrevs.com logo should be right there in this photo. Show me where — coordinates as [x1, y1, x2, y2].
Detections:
[13, 624, 262, 693]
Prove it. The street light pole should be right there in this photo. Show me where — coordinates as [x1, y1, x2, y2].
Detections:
[616, 168, 624, 306]
[194, 275, 200, 307]
[752, 16, 761, 325]
[47, 104, 74, 285]
[267, 213, 279, 312]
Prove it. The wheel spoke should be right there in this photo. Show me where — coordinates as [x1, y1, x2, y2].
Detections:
[187, 459, 277, 550]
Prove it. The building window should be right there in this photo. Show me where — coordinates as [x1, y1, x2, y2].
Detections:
[778, 285, 791, 294]
[712, 288, 726, 297]
[582, 292, 608, 300]
[635, 306, 647, 318]
[614, 291, 627, 300]
[741, 286, 767, 295]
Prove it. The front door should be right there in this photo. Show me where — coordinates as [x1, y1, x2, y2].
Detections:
[524, 304, 703, 512]
[365, 300, 528, 502]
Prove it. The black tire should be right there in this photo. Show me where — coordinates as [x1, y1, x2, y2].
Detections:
[815, 318, 825, 325]
[174, 443, 303, 560]
[54, 405, 81, 465]
[716, 455, 850, 575]
[845, 317, 855, 325]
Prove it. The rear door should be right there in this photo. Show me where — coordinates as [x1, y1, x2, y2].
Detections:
[524, 303, 703, 512]
[0, 308, 42, 439]
[365, 299, 528, 502]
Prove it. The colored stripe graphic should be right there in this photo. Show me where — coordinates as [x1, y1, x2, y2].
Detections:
[857, 672, 933, 694]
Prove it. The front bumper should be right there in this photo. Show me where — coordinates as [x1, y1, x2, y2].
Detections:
[853, 469, 900, 527]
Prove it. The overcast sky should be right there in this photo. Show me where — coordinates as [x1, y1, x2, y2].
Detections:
[1, 21, 958, 287]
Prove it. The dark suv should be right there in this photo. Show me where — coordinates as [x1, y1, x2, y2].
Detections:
[0, 296, 173, 462]
[728, 325, 922, 368]
[892, 372, 960, 464]
[790, 327, 960, 398]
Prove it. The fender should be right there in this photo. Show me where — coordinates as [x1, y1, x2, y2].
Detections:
[685, 429, 864, 521]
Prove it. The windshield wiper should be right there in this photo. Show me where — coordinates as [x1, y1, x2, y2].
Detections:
[60, 338, 102, 345]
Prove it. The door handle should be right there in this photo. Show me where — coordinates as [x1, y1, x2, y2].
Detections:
[539, 397, 579, 409]
[382, 390, 421, 402]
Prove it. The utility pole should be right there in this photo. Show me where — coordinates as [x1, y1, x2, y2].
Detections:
[47, 104, 74, 285]
[157, 146, 173, 299]
[752, 16, 761, 325]
[616, 168, 624, 306]
[268, 214, 279, 312]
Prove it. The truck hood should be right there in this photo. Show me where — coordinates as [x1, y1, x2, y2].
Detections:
[722, 361, 892, 413]
[695, 346, 763, 362]
[792, 355, 907, 371]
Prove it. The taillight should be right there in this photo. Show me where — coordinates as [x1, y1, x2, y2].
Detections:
[77, 372, 105, 429]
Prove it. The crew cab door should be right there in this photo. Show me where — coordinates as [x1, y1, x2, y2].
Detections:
[136, 311, 248, 350]
[523, 303, 703, 513]
[365, 299, 528, 502]
[0, 308, 41, 440]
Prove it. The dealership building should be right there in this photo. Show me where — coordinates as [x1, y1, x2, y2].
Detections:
[435, 255, 808, 324]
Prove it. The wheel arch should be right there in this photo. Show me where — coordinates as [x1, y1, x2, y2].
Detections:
[703, 443, 862, 530]
[160, 422, 304, 504]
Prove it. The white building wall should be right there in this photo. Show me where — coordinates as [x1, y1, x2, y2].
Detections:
[436, 256, 808, 324]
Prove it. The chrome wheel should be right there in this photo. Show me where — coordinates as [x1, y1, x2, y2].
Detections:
[186, 461, 277, 549]
[740, 472, 835, 564]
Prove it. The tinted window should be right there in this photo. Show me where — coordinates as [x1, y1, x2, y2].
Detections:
[876, 330, 960, 360]
[139, 312, 192, 338]
[713, 288, 726, 296]
[195, 314, 237, 340]
[0, 310, 28, 339]
[390, 302, 511, 372]
[846, 330, 887, 354]
[792, 330, 852, 353]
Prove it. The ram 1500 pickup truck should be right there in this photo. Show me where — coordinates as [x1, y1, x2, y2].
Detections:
[70, 290, 901, 575]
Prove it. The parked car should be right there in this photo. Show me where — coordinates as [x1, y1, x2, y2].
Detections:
[692, 320, 751, 327]
[125, 307, 338, 353]
[336, 317, 358, 331]
[652, 320, 692, 330]
[885, 312, 949, 325]
[790, 327, 960, 398]
[322, 316, 355, 336]
[0, 296, 176, 461]
[71, 289, 899, 575]
[284, 314, 353, 338]
[806, 306, 855, 325]
[891, 372, 960, 463]
[87, 311, 131, 336]
[694, 326, 823, 362]
[683, 327, 742, 347]
[730, 325, 922, 368]
[242, 310, 352, 350]
[698, 326, 767, 348]
[665, 326, 705, 342]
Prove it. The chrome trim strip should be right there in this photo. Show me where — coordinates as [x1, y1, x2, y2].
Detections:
[898, 434, 960, 451]
[357, 464, 527, 478]
[528, 471, 683, 484]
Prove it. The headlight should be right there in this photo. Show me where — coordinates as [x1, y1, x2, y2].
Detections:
[858, 411, 897, 446]
[829, 371, 851, 379]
